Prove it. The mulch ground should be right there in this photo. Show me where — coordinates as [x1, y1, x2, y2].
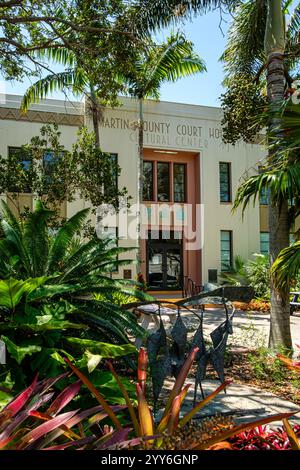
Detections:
[193, 351, 300, 407]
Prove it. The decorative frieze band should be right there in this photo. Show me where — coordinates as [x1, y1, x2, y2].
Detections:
[0, 107, 84, 127]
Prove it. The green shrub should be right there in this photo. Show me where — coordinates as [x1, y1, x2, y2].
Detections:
[248, 347, 291, 384]
[220, 253, 270, 300]
[246, 254, 270, 300]
[0, 201, 152, 392]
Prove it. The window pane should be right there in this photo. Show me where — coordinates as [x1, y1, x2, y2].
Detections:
[220, 230, 232, 271]
[258, 166, 269, 205]
[221, 230, 230, 242]
[260, 232, 269, 255]
[260, 186, 269, 205]
[143, 161, 154, 201]
[8, 147, 32, 193]
[174, 163, 186, 202]
[219, 162, 231, 202]
[157, 162, 170, 202]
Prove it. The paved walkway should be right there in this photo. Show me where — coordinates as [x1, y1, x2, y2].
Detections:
[149, 309, 300, 427]
[178, 308, 300, 351]
[162, 378, 300, 426]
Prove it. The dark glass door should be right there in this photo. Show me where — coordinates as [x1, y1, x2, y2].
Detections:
[147, 237, 183, 290]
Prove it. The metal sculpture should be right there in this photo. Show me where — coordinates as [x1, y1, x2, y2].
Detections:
[145, 289, 235, 407]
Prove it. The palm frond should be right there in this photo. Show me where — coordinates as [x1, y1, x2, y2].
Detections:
[221, 0, 267, 79]
[233, 160, 300, 216]
[21, 69, 88, 111]
[0, 200, 22, 236]
[0, 220, 31, 276]
[22, 201, 52, 277]
[271, 240, 300, 290]
[130, 0, 234, 33]
[142, 32, 206, 98]
[46, 208, 90, 274]
[34, 47, 77, 68]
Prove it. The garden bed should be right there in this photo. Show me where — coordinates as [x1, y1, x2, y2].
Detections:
[203, 350, 300, 406]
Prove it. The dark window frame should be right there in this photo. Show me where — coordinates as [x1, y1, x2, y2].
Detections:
[173, 163, 187, 203]
[219, 162, 232, 203]
[157, 161, 171, 202]
[260, 231, 269, 256]
[143, 160, 154, 201]
[220, 230, 233, 272]
[142, 160, 187, 203]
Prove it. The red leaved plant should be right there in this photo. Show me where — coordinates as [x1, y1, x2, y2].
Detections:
[0, 346, 299, 450]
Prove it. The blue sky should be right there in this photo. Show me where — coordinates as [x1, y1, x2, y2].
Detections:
[5, 9, 229, 107]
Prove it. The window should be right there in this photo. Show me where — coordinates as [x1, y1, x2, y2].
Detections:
[260, 232, 269, 255]
[258, 166, 269, 205]
[142, 161, 187, 203]
[43, 150, 55, 186]
[259, 187, 269, 205]
[8, 146, 32, 193]
[104, 153, 118, 196]
[143, 161, 154, 201]
[219, 162, 231, 203]
[173, 163, 186, 202]
[157, 162, 170, 202]
[220, 230, 232, 271]
[8, 147, 31, 171]
[260, 232, 295, 256]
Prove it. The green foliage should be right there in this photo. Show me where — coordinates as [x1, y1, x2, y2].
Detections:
[0, 201, 152, 390]
[122, 31, 206, 101]
[246, 254, 270, 299]
[0, 347, 296, 450]
[248, 347, 296, 385]
[220, 1, 300, 145]
[220, 73, 267, 144]
[71, 128, 129, 208]
[0, 124, 129, 220]
[220, 254, 270, 299]
[0, 1, 141, 94]
[219, 255, 249, 286]
[272, 240, 300, 291]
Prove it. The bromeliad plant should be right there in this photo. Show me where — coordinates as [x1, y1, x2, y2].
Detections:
[0, 347, 298, 450]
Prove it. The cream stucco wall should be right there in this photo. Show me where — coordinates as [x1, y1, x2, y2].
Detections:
[86, 97, 266, 283]
[0, 94, 266, 284]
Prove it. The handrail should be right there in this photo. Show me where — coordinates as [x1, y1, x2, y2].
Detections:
[183, 275, 203, 298]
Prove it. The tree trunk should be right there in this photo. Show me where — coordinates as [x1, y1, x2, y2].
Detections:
[137, 98, 144, 274]
[265, 0, 292, 350]
[268, 202, 291, 349]
[90, 85, 100, 148]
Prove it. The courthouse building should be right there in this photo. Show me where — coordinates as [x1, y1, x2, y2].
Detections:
[0, 94, 269, 290]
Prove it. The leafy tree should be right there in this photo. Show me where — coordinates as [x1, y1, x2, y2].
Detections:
[223, 1, 300, 349]
[0, 124, 129, 220]
[220, 1, 300, 144]
[0, 201, 151, 389]
[0, 1, 138, 81]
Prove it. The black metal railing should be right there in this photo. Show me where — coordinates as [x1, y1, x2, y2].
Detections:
[183, 275, 203, 298]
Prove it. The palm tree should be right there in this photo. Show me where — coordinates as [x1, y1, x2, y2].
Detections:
[21, 51, 104, 146]
[121, 32, 205, 269]
[223, 0, 300, 350]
